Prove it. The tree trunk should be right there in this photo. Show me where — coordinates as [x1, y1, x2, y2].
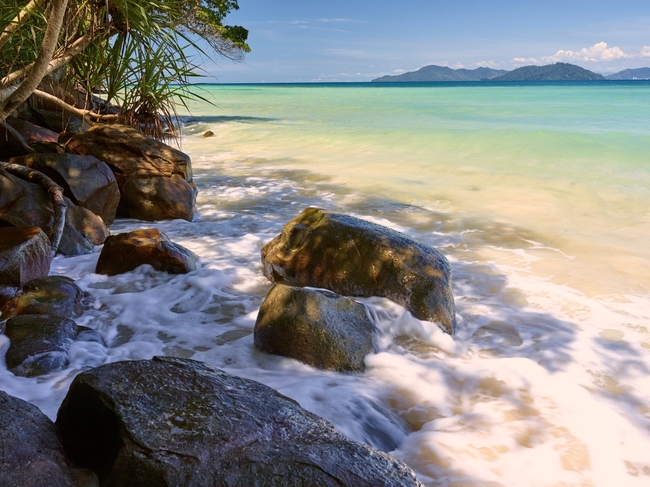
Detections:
[0, 0, 70, 122]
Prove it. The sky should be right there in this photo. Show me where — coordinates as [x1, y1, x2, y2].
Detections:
[201, 0, 650, 82]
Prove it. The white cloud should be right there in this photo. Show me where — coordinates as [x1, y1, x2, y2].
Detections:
[472, 60, 500, 68]
[641, 46, 650, 58]
[512, 42, 631, 65]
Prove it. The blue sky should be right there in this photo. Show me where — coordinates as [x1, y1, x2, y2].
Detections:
[203, 0, 650, 82]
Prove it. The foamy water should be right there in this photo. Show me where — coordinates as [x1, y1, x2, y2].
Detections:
[1, 82, 650, 486]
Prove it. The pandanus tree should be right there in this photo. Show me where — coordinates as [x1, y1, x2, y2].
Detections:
[0, 0, 249, 139]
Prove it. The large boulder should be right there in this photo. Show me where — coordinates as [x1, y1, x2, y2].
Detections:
[0, 391, 77, 487]
[64, 124, 197, 221]
[56, 357, 422, 487]
[0, 167, 107, 255]
[4, 314, 78, 377]
[255, 284, 376, 372]
[261, 208, 457, 334]
[10, 152, 120, 224]
[0, 226, 51, 288]
[95, 228, 198, 276]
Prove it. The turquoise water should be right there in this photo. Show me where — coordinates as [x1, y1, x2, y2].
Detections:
[3, 82, 650, 486]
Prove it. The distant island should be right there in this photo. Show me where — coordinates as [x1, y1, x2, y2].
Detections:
[372, 62, 650, 82]
[606, 67, 650, 80]
[372, 65, 507, 82]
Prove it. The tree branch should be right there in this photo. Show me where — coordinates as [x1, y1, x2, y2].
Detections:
[32, 89, 119, 120]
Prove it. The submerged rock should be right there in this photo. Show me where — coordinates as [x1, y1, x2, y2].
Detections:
[4, 314, 78, 377]
[0, 226, 51, 288]
[261, 207, 457, 334]
[95, 228, 198, 276]
[0, 391, 77, 487]
[65, 124, 197, 221]
[56, 356, 423, 487]
[2, 276, 85, 320]
[255, 284, 376, 372]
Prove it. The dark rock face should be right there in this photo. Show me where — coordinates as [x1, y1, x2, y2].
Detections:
[0, 167, 108, 255]
[56, 356, 423, 487]
[255, 284, 376, 372]
[10, 152, 120, 224]
[261, 208, 457, 334]
[2, 275, 84, 320]
[4, 314, 78, 377]
[65, 124, 197, 221]
[6, 115, 59, 144]
[95, 228, 198, 276]
[0, 391, 77, 487]
[0, 226, 52, 288]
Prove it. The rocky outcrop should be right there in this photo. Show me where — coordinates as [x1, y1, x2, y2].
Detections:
[261, 208, 457, 334]
[0, 391, 77, 487]
[0, 166, 107, 255]
[56, 356, 423, 487]
[255, 284, 376, 372]
[10, 152, 120, 224]
[0, 226, 51, 288]
[95, 228, 198, 276]
[64, 124, 197, 221]
[5, 115, 59, 144]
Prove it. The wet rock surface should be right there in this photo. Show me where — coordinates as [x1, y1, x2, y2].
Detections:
[0, 226, 52, 288]
[0, 391, 77, 487]
[2, 275, 85, 320]
[261, 207, 457, 334]
[56, 356, 423, 487]
[65, 124, 196, 221]
[255, 284, 376, 372]
[95, 228, 198, 276]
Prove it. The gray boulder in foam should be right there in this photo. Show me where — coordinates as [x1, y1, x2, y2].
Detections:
[55, 356, 424, 487]
[261, 207, 457, 334]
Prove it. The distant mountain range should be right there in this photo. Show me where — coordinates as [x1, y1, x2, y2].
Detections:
[372, 65, 507, 82]
[372, 62, 650, 82]
[605, 67, 650, 80]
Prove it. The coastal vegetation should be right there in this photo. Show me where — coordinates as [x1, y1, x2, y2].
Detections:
[372, 65, 507, 82]
[0, 0, 249, 140]
[492, 62, 604, 81]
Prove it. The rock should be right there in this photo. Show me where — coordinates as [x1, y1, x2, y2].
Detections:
[4, 314, 78, 377]
[119, 174, 197, 221]
[0, 123, 33, 160]
[202, 130, 214, 137]
[2, 276, 84, 320]
[95, 228, 198, 276]
[65, 124, 196, 221]
[9, 152, 120, 224]
[0, 391, 77, 487]
[255, 284, 376, 372]
[6, 115, 59, 144]
[262, 207, 457, 334]
[0, 167, 108, 255]
[56, 356, 423, 487]
[0, 226, 52, 288]
[30, 108, 86, 134]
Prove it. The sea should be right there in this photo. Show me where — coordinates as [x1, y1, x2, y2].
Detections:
[2, 81, 650, 486]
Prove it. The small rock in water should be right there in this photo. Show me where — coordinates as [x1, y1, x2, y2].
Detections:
[95, 228, 198, 276]
[255, 284, 376, 372]
[202, 130, 215, 137]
